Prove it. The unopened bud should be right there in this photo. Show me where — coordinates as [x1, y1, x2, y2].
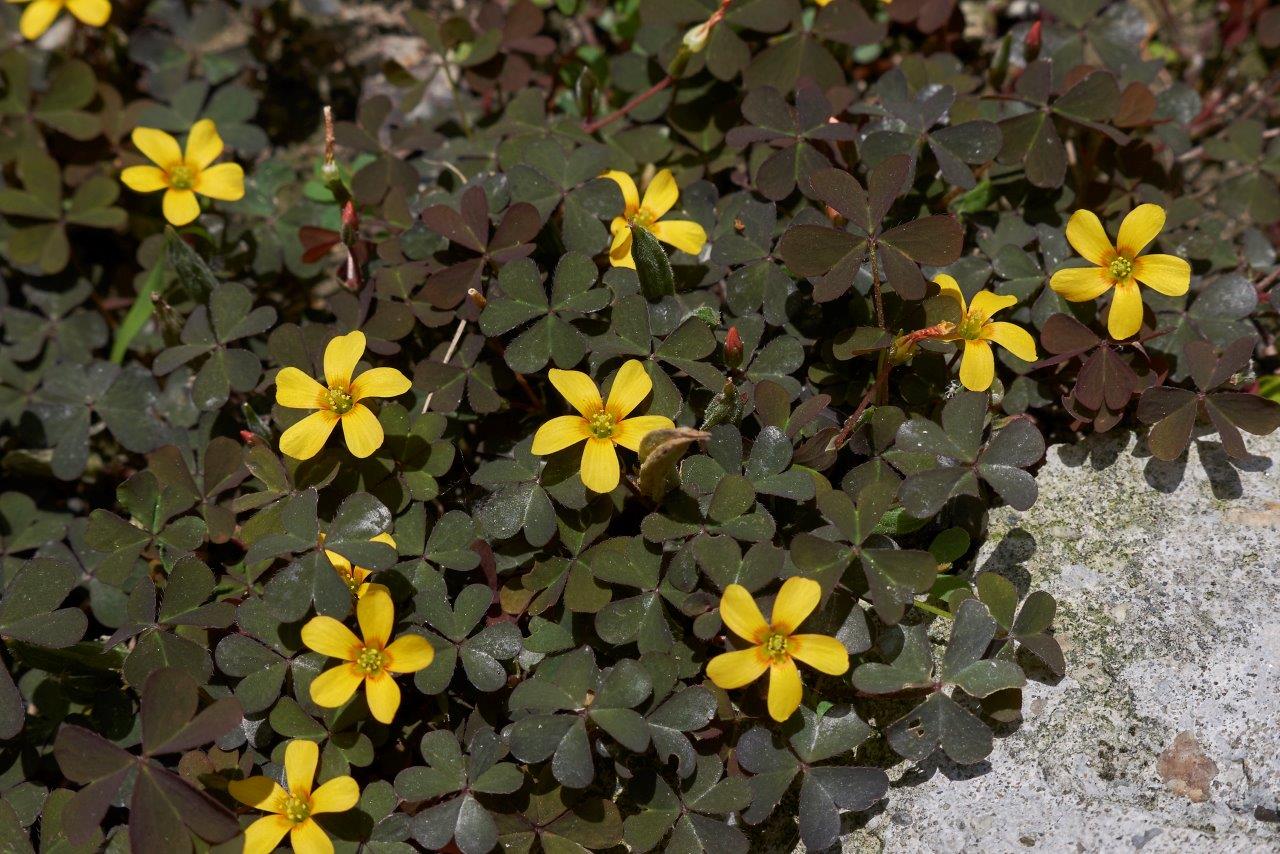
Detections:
[1025, 20, 1042, 62]
[667, 46, 692, 79]
[239, 430, 260, 446]
[340, 200, 359, 246]
[682, 20, 713, 54]
[468, 288, 487, 310]
[724, 326, 743, 369]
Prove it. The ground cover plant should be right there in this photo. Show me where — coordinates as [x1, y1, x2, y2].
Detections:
[1, 0, 1279, 851]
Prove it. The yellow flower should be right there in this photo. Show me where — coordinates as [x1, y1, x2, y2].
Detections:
[274, 330, 410, 460]
[301, 584, 434, 724]
[530, 360, 674, 494]
[319, 532, 394, 598]
[601, 169, 707, 269]
[8, 0, 109, 41]
[934, 274, 1038, 392]
[228, 739, 358, 854]
[706, 578, 849, 722]
[120, 119, 245, 226]
[1049, 204, 1190, 340]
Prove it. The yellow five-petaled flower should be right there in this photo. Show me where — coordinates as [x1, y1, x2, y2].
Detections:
[531, 359, 674, 494]
[1049, 203, 1190, 340]
[934, 274, 1038, 392]
[8, 0, 108, 41]
[301, 585, 434, 724]
[120, 120, 245, 227]
[601, 168, 707, 269]
[275, 330, 411, 460]
[706, 578, 849, 722]
[228, 739, 359, 854]
[320, 531, 394, 598]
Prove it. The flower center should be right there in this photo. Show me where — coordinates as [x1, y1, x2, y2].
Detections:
[629, 209, 655, 228]
[1108, 256, 1133, 281]
[326, 387, 354, 414]
[956, 313, 986, 340]
[282, 794, 311, 824]
[356, 646, 386, 675]
[762, 632, 789, 662]
[587, 411, 616, 440]
[168, 164, 195, 191]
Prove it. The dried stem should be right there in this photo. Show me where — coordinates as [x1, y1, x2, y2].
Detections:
[420, 314, 470, 414]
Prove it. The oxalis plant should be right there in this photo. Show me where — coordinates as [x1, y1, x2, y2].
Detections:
[0, 0, 1278, 852]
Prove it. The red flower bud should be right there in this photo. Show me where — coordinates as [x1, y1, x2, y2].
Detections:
[1025, 20, 1042, 61]
[239, 430, 259, 446]
[724, 326, 743, 370]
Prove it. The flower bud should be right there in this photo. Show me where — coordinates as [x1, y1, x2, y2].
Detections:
[340, 200, 359, 246]
[724, 326, 743, 370]
[1025, 20, 1042, 62]
[682, 20, 713, 54]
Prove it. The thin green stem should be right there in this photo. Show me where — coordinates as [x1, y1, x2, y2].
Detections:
[913, 600, 953, 619]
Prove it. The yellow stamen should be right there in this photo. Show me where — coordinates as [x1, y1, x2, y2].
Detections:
[956, 313, 987, 340]
[762, 632, 789, 662]
[168, 164, 195, 191]
[355, 646, 386, 675]
[326, 387, 354, 414]
[1108, 256, 1133, 281]
[281, 794, 311, 824]
[587, 411, 616, 440]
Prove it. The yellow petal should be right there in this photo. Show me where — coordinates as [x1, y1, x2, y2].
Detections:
[194, 162, 244, 201]
[548, 369, 603, 417]
[131, 127, 182, 170]
[1132, 254, 1190, 296]
[933, 273, 966, 314]
[301, 616, 361, 661]
[290, 818, 334, 854]
[1065, 210, 1116, 266]
[183, 119, 223, 171]
[372, 532, 396, 549]
[309, 663, 363, 709]
[324, 330, 366, 389]
[228, 776, 287, 811]
[766, 658, 803, 722]
[340, 404, 384, 458]
[706, 647, 769, 690]
[323, 548, 353, 577]
[648, 219, 707, 256]
[579, 437, 620, 493]
[64, 0, 109, 26]
[19, 0, 63, 40]
[770, 577, 820, 636]
[1049, 266, 1113, 302]
[968, 290, 1017, 319]
[1115, 203, 1165, 259]
[1107, 279, 1143, 340]
[284, 739, 319, 797]
[120, 165, 168, 193]
[309, 776, 360, 815]
[357, 584, 394, 648]
[639, 169, 679, 220]
[982, 321, 1038, 363]
[959, 339, 995, 391]
[162, 188, 200, 226]
[243, 815, 292, 854]
[350, 367, 411, 402]
[383, 634, 435, 673]
[608, 226, 635, 269]
[364, 672, 401, 724]
[719, 584, 769, 644]
[601, 171, 639, 216]
[604, 359, 652, 420]
[787, 635, 849, 675]
[531, 415, 590, 455]
[280, 409, 340, 460]
[611, 415, 675, 452]
[275, 366, 328, 410]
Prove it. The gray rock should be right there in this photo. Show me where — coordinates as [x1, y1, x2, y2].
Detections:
[842, 431, 1280, 853]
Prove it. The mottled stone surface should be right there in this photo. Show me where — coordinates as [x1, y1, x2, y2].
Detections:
[842, 432, 1280, 854]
